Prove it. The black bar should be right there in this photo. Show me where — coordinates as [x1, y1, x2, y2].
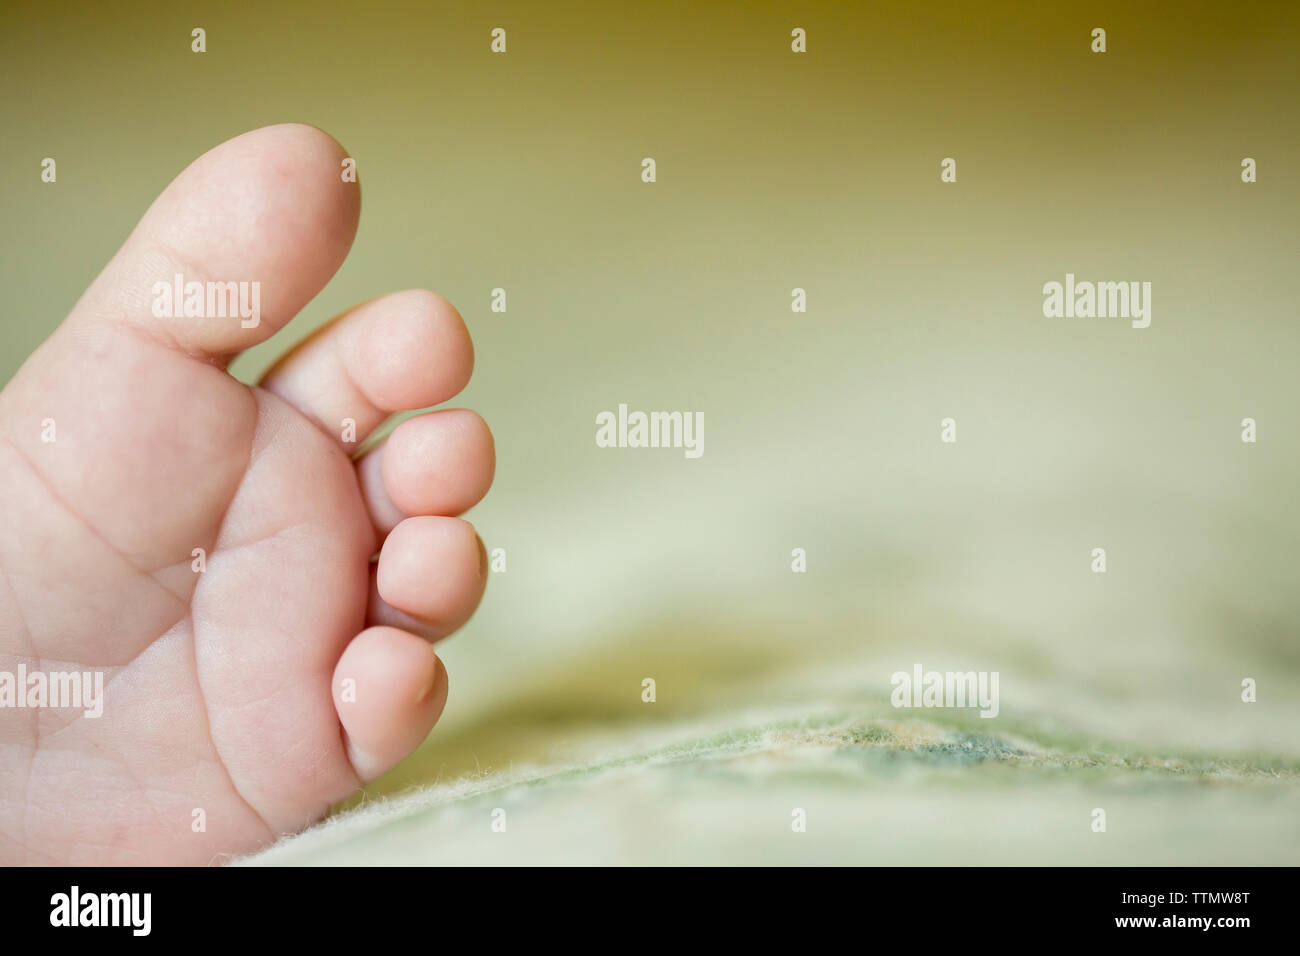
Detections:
[1, 866, 1285, 941]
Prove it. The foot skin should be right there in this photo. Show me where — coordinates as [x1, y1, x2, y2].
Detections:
[0, 125, 494, 865]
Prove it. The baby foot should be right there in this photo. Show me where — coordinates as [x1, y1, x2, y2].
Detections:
[0, 124, 494, 864]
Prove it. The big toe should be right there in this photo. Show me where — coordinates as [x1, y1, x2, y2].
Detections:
[0, 124, 363, 580]
[74, 122, 360, 361]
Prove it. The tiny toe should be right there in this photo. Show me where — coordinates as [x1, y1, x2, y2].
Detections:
[260, 289, 473, 451]
[356, 446, 406, 537]
[333, 626, 448, 781]
[370, 516, 487, 641]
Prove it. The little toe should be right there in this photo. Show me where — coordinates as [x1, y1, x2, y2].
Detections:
[332, 626, 448, 782]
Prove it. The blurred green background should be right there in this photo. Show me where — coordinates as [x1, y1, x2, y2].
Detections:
[2, 0, 1297, 863]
